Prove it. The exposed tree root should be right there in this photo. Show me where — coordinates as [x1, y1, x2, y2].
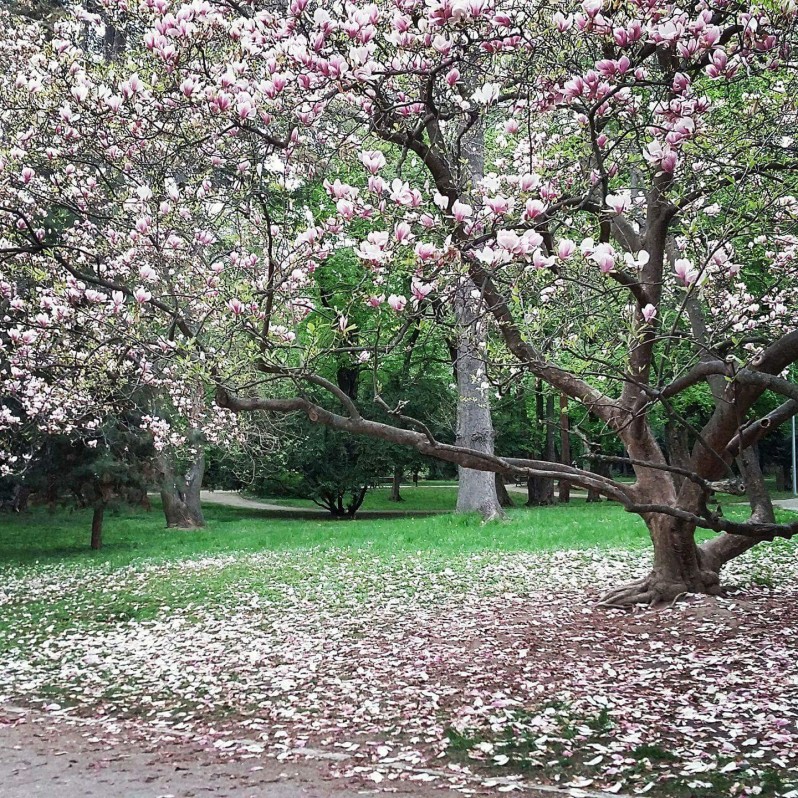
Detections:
[598, 569, 722, 609]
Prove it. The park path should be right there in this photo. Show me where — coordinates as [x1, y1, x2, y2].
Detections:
[201, 490, 326, 514]
[0, 707, 576, 798]
[199, 485, 581, 517]
[198, 490, 441, 517]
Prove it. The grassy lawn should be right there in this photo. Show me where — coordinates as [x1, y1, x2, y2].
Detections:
[0, 498, 654, 567]
[2, 496, 792, 568]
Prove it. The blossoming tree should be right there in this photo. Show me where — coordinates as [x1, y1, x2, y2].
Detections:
[3, 0, 798, 603]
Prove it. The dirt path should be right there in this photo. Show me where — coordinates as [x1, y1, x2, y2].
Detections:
[0, 708, 576, 798]
[1, 712, 333, 798]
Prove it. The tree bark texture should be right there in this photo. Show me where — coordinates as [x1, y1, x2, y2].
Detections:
[159, 447, 205, 529]
[91, 503, 104, 550]
[558, 394, 571, 503]
[453, 285, 504, 521]
[390, 465, 403, 502]
[495, 473, 514, 508]
[527, 387, 556, 506]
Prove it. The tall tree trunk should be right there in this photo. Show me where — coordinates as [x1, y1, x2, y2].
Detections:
[91, 503, 104, 550]
[527, 385, 556, 505]
[454, 286, 504, 521]
[558, 394, 571, 503]
[159, 448, 205, 529]
[390, 465, 403, 502]
[453, 72, 503, 522]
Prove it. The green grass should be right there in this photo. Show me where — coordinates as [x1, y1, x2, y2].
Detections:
[255, 484, 461, 511]
[0, 499, 659, 568]
[3, 492, 794, 570]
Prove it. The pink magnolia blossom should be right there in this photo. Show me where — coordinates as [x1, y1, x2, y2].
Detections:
[336, 198, 355, 219]
[591, 243, 616, 273]
[411, 277, 435, 304]
[485, 196, 512, 216]
[387, 294, 407, 312]
[557, 239, 576, 260]
[227, 298, 245, 316]
[394, 222, 413, 244]
[641, 304, 657, 323]
[359, 150, 386, 174]
[524, 199, 547, 220]
[445, 68, 460, 86]
[451, 200, 473, 222]
[133, 287, 152, 304]
[605, 192, 631, 215]
[674, 258, 698, 284]
[532, 250, 556, 269]
[414, 242, 437, 261]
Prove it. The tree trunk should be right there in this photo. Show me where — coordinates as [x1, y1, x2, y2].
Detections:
[347, 486, 368, 516]
[11, 484, 30, 512]
[390, 466, 403, 502]
[159, 448, 205, 529]
[664, 420, 691, 493]
[601, 512, 722, 606]
[452, 72, 503, 522]
[586, 460, 609, 502]
[586, 485, 602, 503]
[453, 285, 504, 521]
[739, 445, 776, 524]
[495, 473, 514, 508]
[699, 446, 774, 573]
[527, 386, 556, 506]
[601, 430, 723, 606]
[775, 464, 788, 492]
[91, 503, 104, 550]
[526, 474, 555, 506]
[558, 394, 571, 503]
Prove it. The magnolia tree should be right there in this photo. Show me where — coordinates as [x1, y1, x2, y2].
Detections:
[2, 0, 798, 604]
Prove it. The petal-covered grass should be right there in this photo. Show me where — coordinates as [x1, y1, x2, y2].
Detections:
[1, 502, 797, 797]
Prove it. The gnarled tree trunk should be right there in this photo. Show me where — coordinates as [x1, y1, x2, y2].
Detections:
[601, 429, 722, 606]
[159, 448, 205, 529]
[602, 511, 722, 607]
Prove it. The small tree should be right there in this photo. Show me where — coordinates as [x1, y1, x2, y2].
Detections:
[25, 421, 154, 550]
[270, 423, 390, 517]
